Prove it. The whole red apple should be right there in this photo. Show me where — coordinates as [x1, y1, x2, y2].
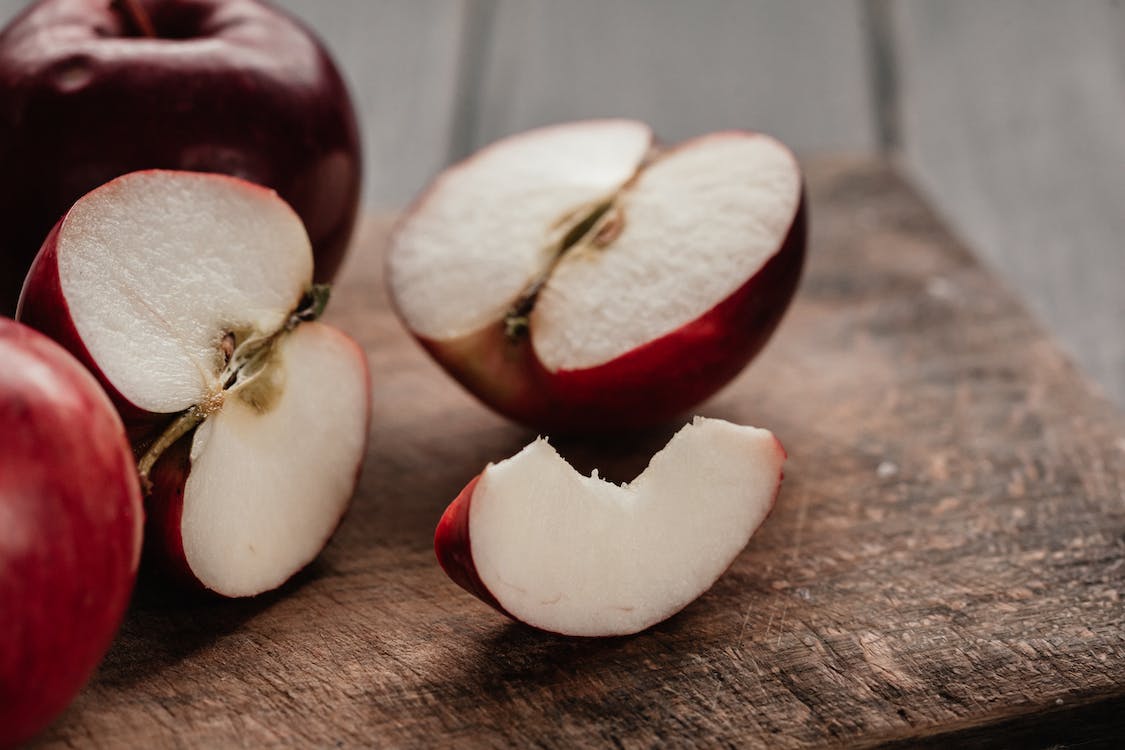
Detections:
[0, 317, 143, 747]
[0, 0, 362, 312]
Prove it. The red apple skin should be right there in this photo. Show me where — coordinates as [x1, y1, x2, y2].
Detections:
[142, 431, 202, 592]
[0, 0, 362, 313]
[0, 318, 143, 747]
[434, 436, 787, 632]
[434, 475, 507, 615]
[412, 194, 806, 433]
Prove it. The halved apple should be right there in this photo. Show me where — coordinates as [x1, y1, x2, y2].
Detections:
[389, 120, 806, 432]
[435, 417, 786, 637]
[17, 170, 370, 597]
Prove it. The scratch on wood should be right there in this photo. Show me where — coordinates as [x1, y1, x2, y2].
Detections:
[775, 489, 812, 647]
[735, 600, 753, 652]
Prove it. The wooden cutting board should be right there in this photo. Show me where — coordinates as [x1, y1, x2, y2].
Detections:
[34, 158, 1125, 748]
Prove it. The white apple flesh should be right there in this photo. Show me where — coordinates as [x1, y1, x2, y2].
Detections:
[17, 170, 370, 597]
[435, 417, 786, 637]
[390, 120, 806, 432]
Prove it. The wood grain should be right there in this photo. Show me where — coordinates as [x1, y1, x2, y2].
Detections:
[29, 158, 1125, 748]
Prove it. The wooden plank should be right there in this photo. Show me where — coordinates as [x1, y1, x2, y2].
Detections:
[466, 0, 878, 155]
[893, 0, 1125, 406]
[32, 158, 1125, 747]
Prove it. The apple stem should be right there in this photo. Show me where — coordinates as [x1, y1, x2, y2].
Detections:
[288, 284, 331, 329]
[133, 284, 333, 491]
[136, 406, 205, 492]
[114, 0, 158, 39]
[134, 341, 267, 493]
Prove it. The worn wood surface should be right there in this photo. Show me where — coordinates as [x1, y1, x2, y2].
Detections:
[29, 158, 1125, 748]
[892, 0, 1125, 406]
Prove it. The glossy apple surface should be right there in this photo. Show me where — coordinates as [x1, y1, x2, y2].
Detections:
[388, 120, 805, 433]
[18, 170, 370, 598]
[0, 318, 143, 747]
[435, 417, 786, 637]
[0, 0, 362, 312]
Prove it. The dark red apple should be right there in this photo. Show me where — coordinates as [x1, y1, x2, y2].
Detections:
[435, 417, 786, 636]
[0, 0, 362, 312]
[0, 317, 143, 747]
[388, 120, 806, 433]
[18, 170, 371, 597]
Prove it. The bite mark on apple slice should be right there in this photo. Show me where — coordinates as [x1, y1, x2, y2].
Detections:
[437, 417, 786, 637]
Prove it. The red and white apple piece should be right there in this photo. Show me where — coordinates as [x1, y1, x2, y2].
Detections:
[389, 120, 806, 432]
[17, 170, 371, 598]
[435, 417, 785, 637]
[0, 318, 143, 748]
[0, 0, 362, 312]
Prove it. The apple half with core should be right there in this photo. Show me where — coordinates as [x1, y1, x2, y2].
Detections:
[0, 0, 362, 312]
[435, 417, 785, 637]
[17, 170, 370, 598]
[0, 318, 143, 748]
[389, 120, 805, 432]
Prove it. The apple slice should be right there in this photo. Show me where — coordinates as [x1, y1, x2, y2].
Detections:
[17, 170, 370, 597]
[435, 417, 785, 637]
[389, 119, 805, 432]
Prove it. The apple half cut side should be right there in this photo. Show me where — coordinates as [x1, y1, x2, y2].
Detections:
[17, 170, 370, 597]
[435, 417, 786, 637]
[389, 119, 806, 432]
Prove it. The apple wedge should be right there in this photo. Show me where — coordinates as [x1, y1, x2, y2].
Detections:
[17, 170, 370, 597]
[389, 120, 805, 432]
[435, 417, 785, 637]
